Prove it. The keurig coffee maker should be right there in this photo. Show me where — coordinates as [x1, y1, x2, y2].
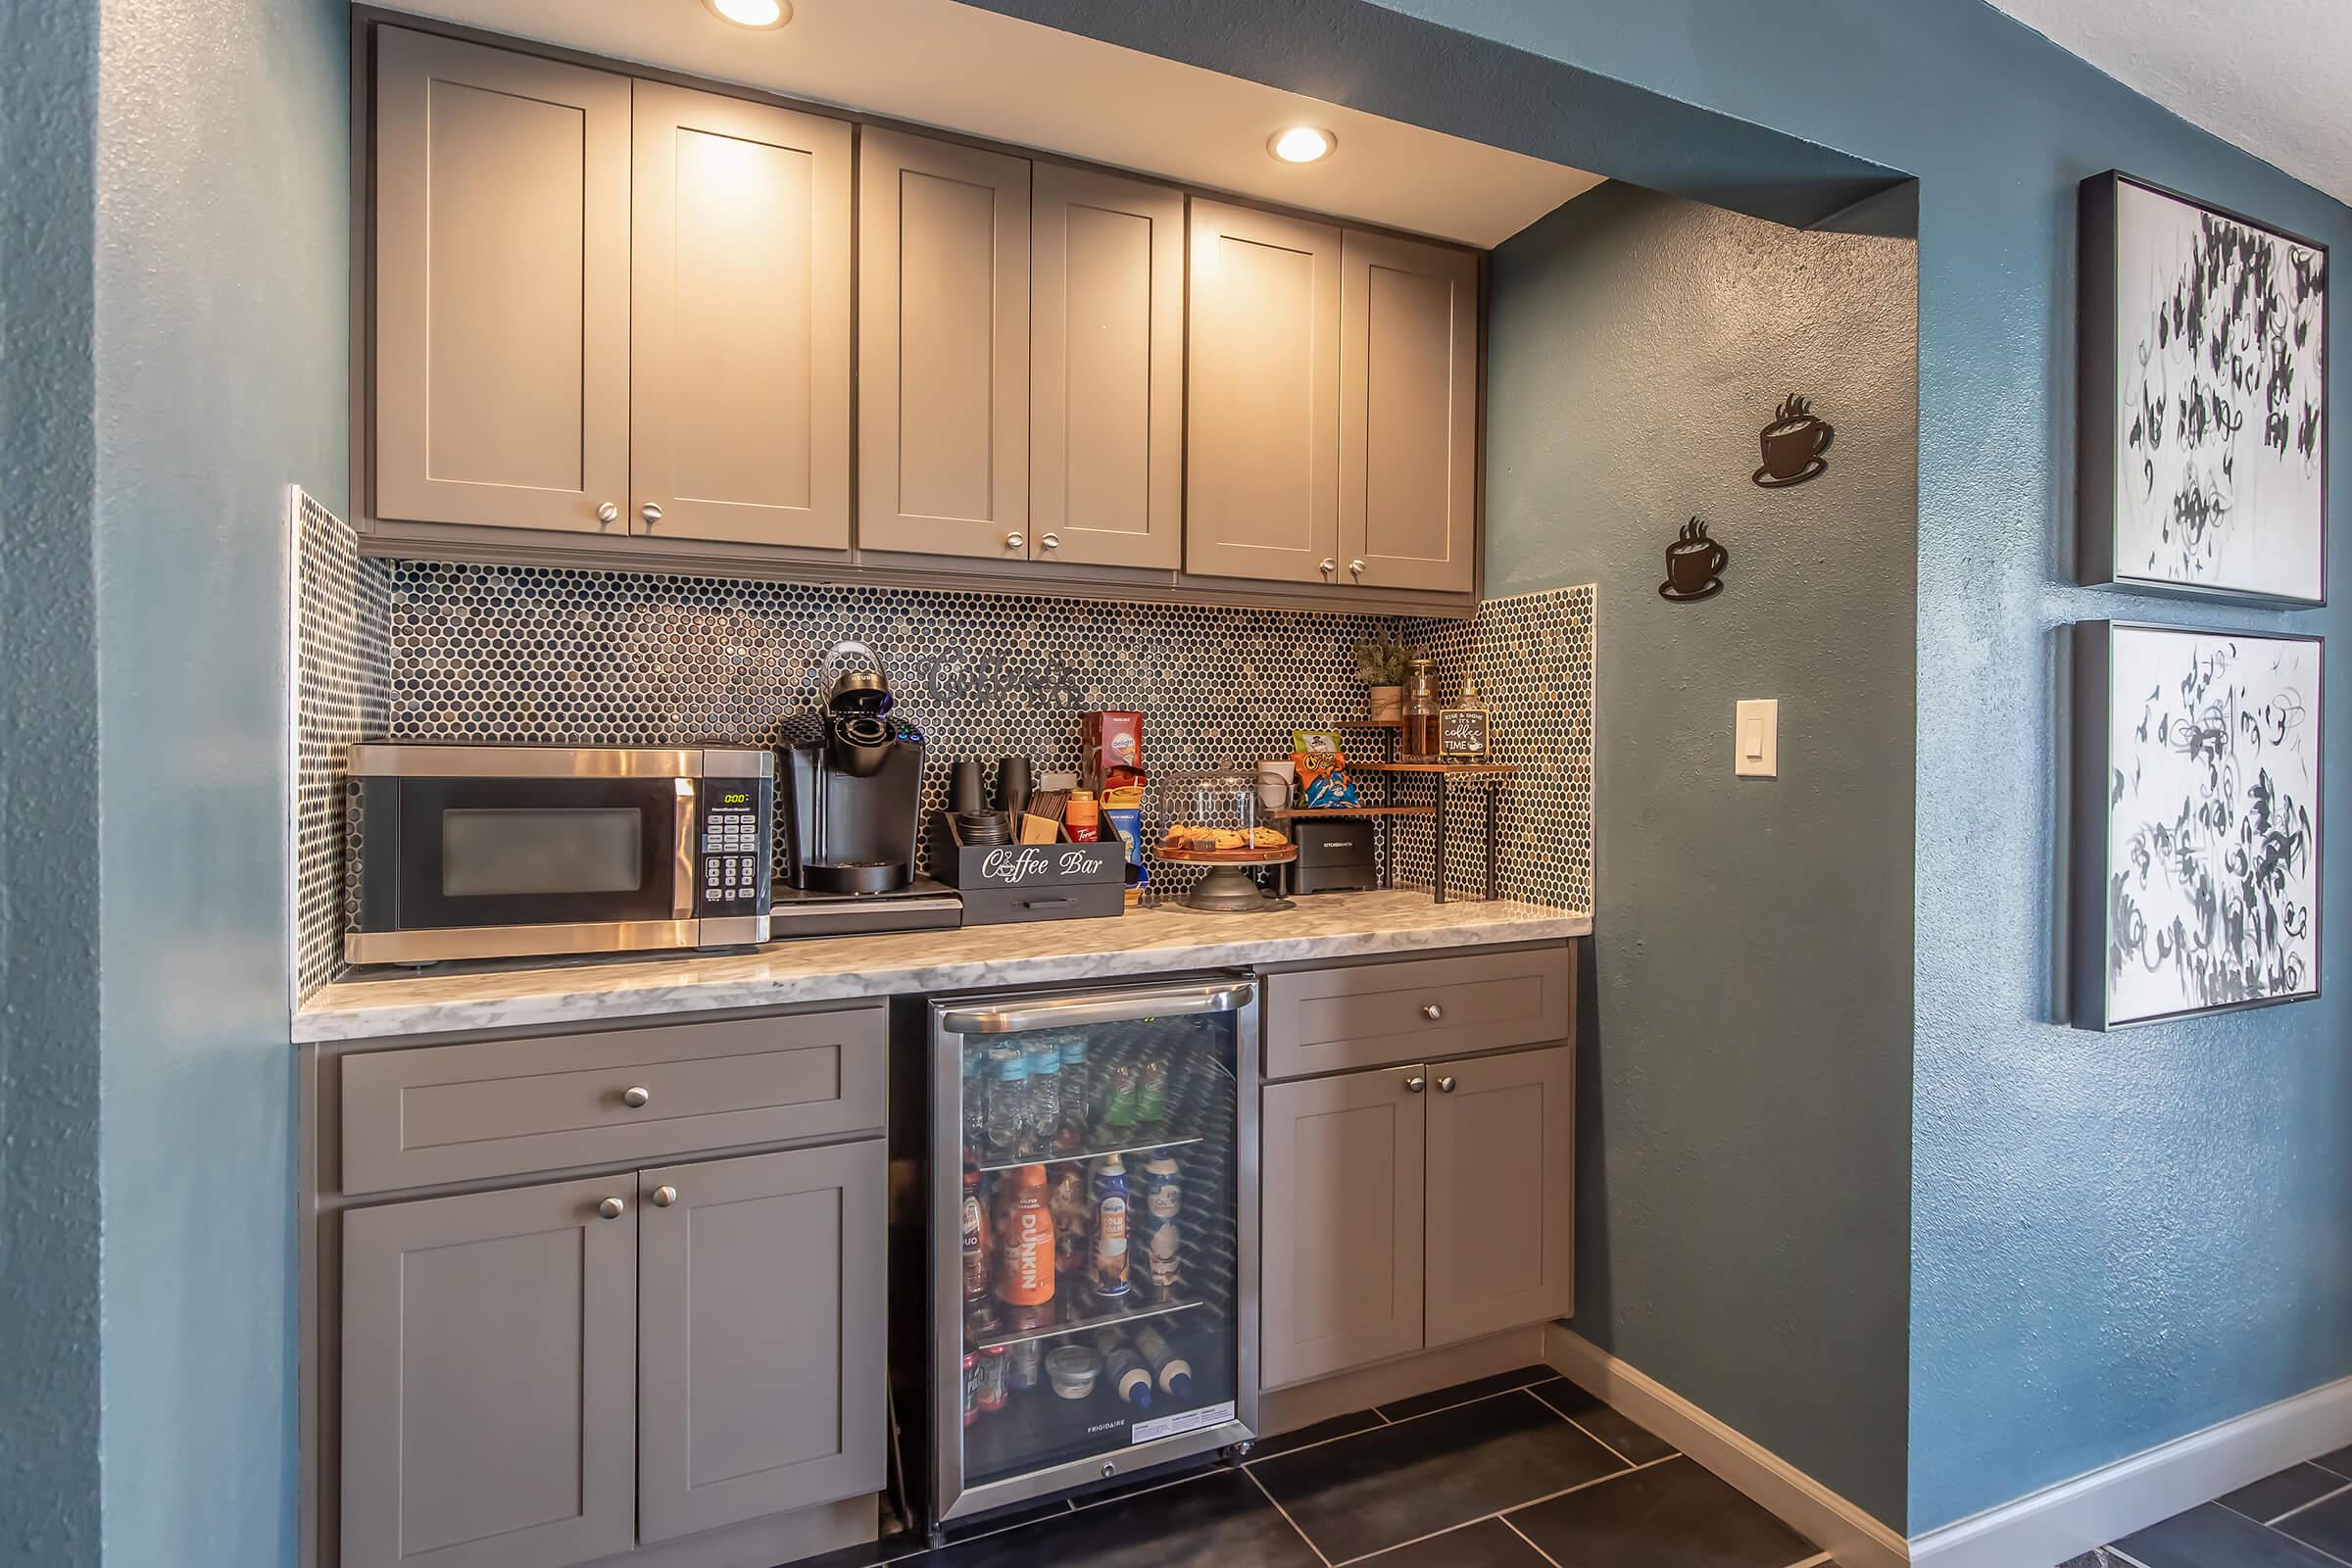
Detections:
[780, 642, 927, 895]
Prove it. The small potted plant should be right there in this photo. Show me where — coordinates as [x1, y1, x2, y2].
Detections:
[1351, 632, 1420, 724]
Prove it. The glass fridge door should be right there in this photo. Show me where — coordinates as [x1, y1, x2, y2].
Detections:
[931, 978, 1258, 1521]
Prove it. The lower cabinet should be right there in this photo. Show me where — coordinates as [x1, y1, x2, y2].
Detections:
[342, 1142, 883, 1568]
[1259, 1044, 1573, 1391]
[637, 1143, 885, 1544]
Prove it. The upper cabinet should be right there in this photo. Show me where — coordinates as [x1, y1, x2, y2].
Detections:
[372, 28, 631, 533]
[361, 24, 1484, 610]
[858, 130, 1031, 561]
[1184, 200, 1343, 586]
[1031, 166, 1185, 571]
[631, 84, 853, 550]
[1342, 231, 1480, 595]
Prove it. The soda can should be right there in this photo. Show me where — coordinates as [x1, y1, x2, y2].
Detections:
[975, 1345, 1009, 1413]
[1141, 1154, 1181, 1220]
[961, 1352, 980, 1427]
[1007, 1336, 1044, 1391]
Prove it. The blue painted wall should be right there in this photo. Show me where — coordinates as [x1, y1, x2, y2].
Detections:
[91, 0, 348, 1562]
[0, 2, 104, 1563]
[1485, 180, 1919, 1525]
[975, 0, 2352, 1534]
[1350, 0, 2352, 1532]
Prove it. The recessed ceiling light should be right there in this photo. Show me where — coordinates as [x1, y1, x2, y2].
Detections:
[1268, 126, 1335, 165]
[703, 0, 790, 28]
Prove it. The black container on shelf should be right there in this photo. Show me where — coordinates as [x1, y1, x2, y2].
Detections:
[1288, 818, 1378, 895]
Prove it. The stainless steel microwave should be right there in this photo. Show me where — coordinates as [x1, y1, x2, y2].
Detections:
[346, 744, 774, 965]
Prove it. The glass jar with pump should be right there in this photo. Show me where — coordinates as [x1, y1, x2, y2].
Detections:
[1402, 657, 1441, 760]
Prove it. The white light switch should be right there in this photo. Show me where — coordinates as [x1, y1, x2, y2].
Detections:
[1736, 700, 1779, 778]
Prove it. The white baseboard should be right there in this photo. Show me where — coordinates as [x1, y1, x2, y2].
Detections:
[1544, 1324, 1909, 1568]
[1908, 1371, 2352, 1568]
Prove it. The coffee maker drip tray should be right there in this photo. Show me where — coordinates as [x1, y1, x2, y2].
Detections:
[765, 877, 963, 939]
[801, 858, 915, 896]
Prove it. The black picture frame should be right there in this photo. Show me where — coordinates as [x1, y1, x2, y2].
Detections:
[2071, 620, 2326, 1030]
[2078, 172, 2330, 608]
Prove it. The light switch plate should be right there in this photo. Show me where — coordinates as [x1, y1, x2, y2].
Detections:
[1736, 699, 1778, 777]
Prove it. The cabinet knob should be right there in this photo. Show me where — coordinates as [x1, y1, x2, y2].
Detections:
[597, 1197, 626, 1220]
[1437, 1075, 1457, 1094]
[1349, 559, 1366, 578]
[596, 501, 619, 525]
[641, 503, 663, 526]
[1404, 1074, 1427, 1094]
[1320, 558, 1337, 578]
[652, 1185, 679, 1208]
[621, 1085, 652, 1108]
[1005, 531, 1026, 551]
[1421, 1004, 1443, 1021]
[1040, 532, 1060, 552]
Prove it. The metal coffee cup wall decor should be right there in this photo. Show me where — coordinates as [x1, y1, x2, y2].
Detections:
[2077, 172, 2328, 606]
[1660, 516, 1729, 602]
[1753, 393, 1834, 487]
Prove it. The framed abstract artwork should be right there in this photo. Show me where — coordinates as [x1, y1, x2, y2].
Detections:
[2079, 172, 2329, 607]
[2073, 621, 2323, 1029]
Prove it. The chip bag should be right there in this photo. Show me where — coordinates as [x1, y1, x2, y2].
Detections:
[1293, 748, 1359, 807]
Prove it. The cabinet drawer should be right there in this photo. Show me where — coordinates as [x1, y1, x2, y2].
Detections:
[341, 1008, 885, 1195]
[1263, 947, 1571, 1080]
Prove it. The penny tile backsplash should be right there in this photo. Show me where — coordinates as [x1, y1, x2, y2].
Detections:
[292, 536, 1595, 995]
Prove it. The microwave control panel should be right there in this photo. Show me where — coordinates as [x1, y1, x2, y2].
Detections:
[696, 777, 773, 916]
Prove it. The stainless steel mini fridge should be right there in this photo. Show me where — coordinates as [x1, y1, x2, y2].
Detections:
[927, 976, 1259, 1521]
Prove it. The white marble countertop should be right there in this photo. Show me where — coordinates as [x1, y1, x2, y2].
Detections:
[294, 890, 1590, 1044]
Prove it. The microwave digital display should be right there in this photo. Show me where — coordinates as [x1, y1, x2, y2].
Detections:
[441, 808, 645, 898]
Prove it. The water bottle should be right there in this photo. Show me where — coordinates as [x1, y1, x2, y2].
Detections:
[1025, 1035, 1062, 1144]
[986, 1043, 1027, 1156]
[961, 1043, 988, 1157]
[1059, 1034, 1090, 1131]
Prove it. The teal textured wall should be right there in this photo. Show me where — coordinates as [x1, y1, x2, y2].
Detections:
[970, 0, 2352, 1534]
[92, 0, 348, 1561]
[1486, 179, 1919, 1525]
[0, 0, 104, 1559]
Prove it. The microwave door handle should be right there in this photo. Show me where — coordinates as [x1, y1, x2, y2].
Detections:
[674, 778, 697, 919]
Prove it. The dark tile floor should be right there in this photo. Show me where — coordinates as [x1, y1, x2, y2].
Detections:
[2059, 1446, 2352, 1567]
[816, 1366, 1835, 1567]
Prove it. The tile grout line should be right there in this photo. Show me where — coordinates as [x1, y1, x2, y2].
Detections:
[1499, 1513, 1567, 1568]
[1068, 1465, 1219, 1512]
[1559, 1413, 1635, 1468]
[1325, 1453, 1680, 1566]
[1242, 1460, 1338, 1568]
[2263, 1507, 2352, 1568]
[1367, 1375, 1559, 1427]
[2271, 1476, 2352, 1527]
[1245, 1422, 1391, 1468]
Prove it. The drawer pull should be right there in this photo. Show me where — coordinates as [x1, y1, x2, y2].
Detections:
[621, 1085, 652, 1108]
[1421, 1004, 1444, 1021]
[1437, 1075, 1457, 1094]
[597, 1197, 626, 1220]
[1404, 1075, 1427, 1094]
[652, 1185, 679, 1208]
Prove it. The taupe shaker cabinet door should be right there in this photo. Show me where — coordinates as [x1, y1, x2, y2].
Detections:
[858, 129, 1031, 560]
[1184, 199, 1343, 586]
[1340, 230, 1479, 594]
[631, 83, 853, 549]
[373, 28, 631, 534]
[1030, 165, 1185, 569]
[1260, 1065, 1426, 1390]
[341, 1176, 638, 1568]
[1423, 1045, 1575, 1348]
[637, 1142, 888, 1544]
